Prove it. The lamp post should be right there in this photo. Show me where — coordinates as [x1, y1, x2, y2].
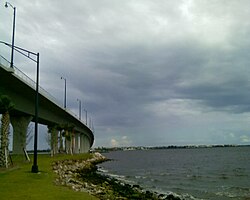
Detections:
[5, 2, 16, 69]
[92, 120, 94, 133]
[89, 117, 91, 129]
[0, 41, 40, 173]
[84, 109, 87, 125]
[32, 53, 39, 173]
[61, 77, 66, 109]
[77, 99, 81, 120]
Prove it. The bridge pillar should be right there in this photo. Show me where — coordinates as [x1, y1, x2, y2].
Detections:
[58, 130, 64, 153]
[74, 133, 79, 154]
[80, 134, 90, 153]
[79, 134, 84, 153]
[64, 130, 73, 155]
[48, 125, 58, 156]
[65, 138, 71, 154]
[10, 115, 32, 154]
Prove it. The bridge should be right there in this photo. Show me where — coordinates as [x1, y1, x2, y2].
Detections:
[0, 55, 94, 154]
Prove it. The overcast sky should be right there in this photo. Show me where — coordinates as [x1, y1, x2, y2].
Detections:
[1, 0, 250, 149]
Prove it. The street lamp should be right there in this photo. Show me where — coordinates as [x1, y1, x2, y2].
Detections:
[92, 120, 94, 132]
[0, 41, 40, 173]
[5, 2, 16, 68]
[32, 52, 39, 174]
[77, 99, 81, 120]
[84, 109, 87, 125]
[61, 77, 66, 109]
[89, 117, 91, 129]
[89, 117, 94, 131]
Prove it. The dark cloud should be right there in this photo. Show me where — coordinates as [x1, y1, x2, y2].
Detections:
[1, 0, 250, 147]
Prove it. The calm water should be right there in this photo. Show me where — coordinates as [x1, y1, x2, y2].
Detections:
[98, 147, 250, 200]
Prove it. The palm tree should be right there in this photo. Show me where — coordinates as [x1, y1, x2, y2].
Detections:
[0, 95, 14, 168]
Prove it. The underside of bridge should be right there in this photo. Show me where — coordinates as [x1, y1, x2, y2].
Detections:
[0, 61, 94, 155]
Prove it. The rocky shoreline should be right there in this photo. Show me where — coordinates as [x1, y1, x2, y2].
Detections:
[52, 153, 182, 200]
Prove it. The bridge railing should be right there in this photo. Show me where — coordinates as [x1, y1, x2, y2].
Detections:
[14, 65, 61, 107]
[0, 54, 92, 130]
[0, 55, 61, 108]
[0, 55, 10, 67]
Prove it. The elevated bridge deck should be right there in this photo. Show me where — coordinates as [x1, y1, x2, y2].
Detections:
[0, 55, 94, 153]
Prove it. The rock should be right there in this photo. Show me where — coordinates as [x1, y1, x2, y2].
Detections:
[165, 194, 181, 200]
[145, 190, 153, 198]
[158, 194, 166, 199]
[52, 153, 174, 200]
[133, 184, 140, 189]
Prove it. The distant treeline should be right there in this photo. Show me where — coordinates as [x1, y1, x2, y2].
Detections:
[94, 144, 250, 153]
[9, 145, 250, 153]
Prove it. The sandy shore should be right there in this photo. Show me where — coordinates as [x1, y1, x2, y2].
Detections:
[52, 152, 181, 200]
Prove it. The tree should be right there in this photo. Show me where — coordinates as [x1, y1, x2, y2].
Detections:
[0, 95, 14, 168]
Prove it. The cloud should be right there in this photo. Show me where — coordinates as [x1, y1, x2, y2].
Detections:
[2, 0, 250, 148]
[240, 135, 250, 143]
[110, 136, 132, 147]
[110, 139, 119, 147]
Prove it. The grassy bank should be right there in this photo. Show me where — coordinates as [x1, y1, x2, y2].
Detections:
[0, 154, 98, 200]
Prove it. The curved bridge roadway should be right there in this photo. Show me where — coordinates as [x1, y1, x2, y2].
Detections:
[0, 56, 94, 154]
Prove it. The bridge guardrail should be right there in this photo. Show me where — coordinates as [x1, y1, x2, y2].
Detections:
[0, 55, 61, 108]
[0, 54, 92, 130]
[0, 55, 10, 67]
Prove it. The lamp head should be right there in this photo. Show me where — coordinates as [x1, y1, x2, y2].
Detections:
[5, 2, 8, 8]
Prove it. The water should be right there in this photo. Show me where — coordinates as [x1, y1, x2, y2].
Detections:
[98, 147, 250, 200]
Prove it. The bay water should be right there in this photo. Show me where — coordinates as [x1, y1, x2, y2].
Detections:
[98, 146, 250, 199]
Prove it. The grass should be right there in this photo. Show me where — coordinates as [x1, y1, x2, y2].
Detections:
[0, 153, 98, 200]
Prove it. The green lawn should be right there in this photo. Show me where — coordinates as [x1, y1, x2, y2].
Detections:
[0, 154, 98, 200]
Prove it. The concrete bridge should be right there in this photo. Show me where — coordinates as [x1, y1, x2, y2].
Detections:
[0, 55, 94, 154]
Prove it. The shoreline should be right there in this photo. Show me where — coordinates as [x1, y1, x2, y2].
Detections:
[52, 152, 181, 200]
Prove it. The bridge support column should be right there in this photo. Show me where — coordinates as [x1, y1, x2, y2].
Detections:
[80, 134, 90, 153]
[10, 115, 32, 154]
[64, 130, 73, 155]
[48, 125, 58, 156]
[74, 133, 79, 154]
[59, 130, 64, 153]
[79, 134, 84, 153]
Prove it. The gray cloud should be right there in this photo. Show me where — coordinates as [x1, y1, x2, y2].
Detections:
[1, 0, 250, 148]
